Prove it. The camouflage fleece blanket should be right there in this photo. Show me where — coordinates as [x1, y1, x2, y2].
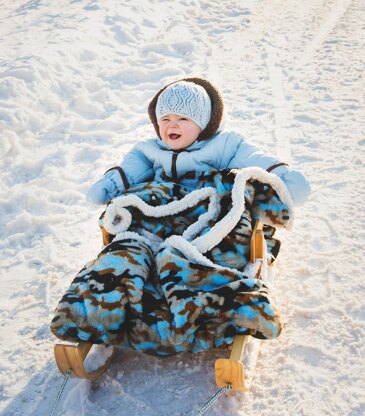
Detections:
[51, 167, 294, 356]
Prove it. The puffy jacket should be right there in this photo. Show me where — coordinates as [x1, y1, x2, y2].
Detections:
[87, 130, 311, 206]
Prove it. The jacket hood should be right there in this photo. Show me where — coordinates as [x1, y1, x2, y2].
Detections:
[148, 77, 224, 141]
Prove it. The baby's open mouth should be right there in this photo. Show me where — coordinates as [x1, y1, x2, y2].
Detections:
[168, 134, 181, 140]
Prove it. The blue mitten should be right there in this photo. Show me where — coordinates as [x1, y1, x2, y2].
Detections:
[87, 169, 126, 204]
[273, 165, 311, 206]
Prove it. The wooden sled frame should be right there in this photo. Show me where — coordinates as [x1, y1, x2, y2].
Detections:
[54, 221, 265, 388]
[215, 220, 265, 391]
[54, 342, 116, 381]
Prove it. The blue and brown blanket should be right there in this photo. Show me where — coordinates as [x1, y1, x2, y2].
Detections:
[51, 167, 294, 356]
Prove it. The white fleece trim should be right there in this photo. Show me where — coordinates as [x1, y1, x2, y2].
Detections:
[103, 167, 294, 261]
[113, 231, 153, 249]
[162, 235, 223, 269]
[191, 167, 294, 253]
[183, 190, 220, 241]
[242, 260, 262, 279]
[103, 186, 220, 239]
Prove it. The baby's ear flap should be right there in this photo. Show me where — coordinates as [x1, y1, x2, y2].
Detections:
[148, 77, 224, 141]
[148, 85, 166, 139]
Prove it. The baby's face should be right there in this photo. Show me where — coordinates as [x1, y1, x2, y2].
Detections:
[158, 114, 201, 150]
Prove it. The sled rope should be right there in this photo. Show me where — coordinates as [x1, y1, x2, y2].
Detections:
[49, 369, 72, 416]
[195, 384, 232, 415]
[48, 373, 231, 416]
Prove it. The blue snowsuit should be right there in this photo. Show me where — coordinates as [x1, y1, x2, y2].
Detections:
[87, 130, 310, 206]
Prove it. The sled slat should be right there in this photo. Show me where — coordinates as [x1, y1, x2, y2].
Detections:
[229, 335, 247, 361]
[215, 220, 265, 391]
[54, 342, 116, 380]
[250, 220, 264, 263]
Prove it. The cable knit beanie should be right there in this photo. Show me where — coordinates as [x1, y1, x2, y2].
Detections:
[148, 77, 224, 141]
[155, 81, 211, 130]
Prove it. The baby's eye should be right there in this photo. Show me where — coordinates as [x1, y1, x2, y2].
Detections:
[179, 117, 188, 121]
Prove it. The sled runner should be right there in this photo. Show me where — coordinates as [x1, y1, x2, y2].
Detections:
[51, 168, 293, 392]
[54, 220, 267, 390]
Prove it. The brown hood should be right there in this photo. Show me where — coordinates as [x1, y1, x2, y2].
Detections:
[148, 77, 224, 141]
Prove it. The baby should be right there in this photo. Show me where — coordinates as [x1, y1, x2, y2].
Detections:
[52, 78, 305, 352]
[87, 77, 310, 206]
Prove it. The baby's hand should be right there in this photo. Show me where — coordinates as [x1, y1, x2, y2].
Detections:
[87, 170, 124, 204]
[273, 165, 311, 206]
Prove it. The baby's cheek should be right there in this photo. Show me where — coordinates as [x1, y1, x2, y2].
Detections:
[159, 127, 166, 140]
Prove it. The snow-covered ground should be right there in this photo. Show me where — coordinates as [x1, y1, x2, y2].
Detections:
[1, 0, 364, 415]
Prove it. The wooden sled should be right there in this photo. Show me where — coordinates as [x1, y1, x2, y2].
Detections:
[54, 221, 266, 388]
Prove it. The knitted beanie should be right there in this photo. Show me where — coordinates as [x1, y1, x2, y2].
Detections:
[155, 81, 211, 130]
[148, 77, 224, 141]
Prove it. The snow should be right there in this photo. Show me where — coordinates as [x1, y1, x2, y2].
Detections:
[0, 0, 364, 415]
[84, 345, 115, 373]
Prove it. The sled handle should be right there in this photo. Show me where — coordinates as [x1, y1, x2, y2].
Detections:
[215, 220, 265, 391]
[54, 342, 116, 380]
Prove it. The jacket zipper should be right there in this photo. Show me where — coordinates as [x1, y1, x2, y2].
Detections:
[172, 153, 178, 179]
